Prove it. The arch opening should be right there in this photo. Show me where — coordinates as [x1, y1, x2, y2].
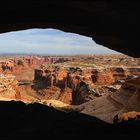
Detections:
[0, 28, 140, 124]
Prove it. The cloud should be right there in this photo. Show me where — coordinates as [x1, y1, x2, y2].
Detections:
[0, 28, 119, 54]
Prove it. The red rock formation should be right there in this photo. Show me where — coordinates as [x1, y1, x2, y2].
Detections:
[127, 68, 140, 76]
[34, 67, 95, 104]
[58, 88, 72, 104]
[113, 111, 140, 123]
[1, 61, 14, 72]
[80, 75, 140, 123]
[38, 87, 61, 99]
[22, 55, 140, 105]
[0, 74, 21, 100]
[0, 57, 47, 83]
[91, 69, 114, 85]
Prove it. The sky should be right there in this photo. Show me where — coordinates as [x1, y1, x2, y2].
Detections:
[0, 28, 119, 55]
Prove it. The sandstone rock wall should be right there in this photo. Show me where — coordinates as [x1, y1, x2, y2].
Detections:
[33, 66, 116, 104]
[0, 56, 45, 73]
[0, 74, 21, 100]
[91, 69, 114, 85]
[33, 61, 140, 105]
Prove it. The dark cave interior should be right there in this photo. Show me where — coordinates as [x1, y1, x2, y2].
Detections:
[0, 1, 140, 139]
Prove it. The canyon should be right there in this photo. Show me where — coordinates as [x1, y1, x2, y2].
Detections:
[0, 1, 139, 138]
[0, 54, 140, 123]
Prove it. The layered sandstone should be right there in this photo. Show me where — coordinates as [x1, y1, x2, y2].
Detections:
[80, 76, 140, 123]
[0, 56, 45, 74]
[44, 75, 140, 123]
[33, 65, 116, 104]
[110, 76, 140, 110]
[0, 55, 139, 124]
[91, 69, 114, 85]
[0, 74, 21, 100]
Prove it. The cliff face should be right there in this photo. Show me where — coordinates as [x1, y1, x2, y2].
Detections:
[110, 76, 140, 110]
[34, 68, 92, 104]
[33, 59, 140, 105]
[91, 69, 114, 85]
[110, 67, 128, 80]
[0, 74, 21, 100]
[33, 66, 124, 104]
[0, 56, 45, 74]
[0, 55, 140, 125]
[73, 75, 140, 123]
[1, 55, 139, 106]
[113, 78, 140, 123]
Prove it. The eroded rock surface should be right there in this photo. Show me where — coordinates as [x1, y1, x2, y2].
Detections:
[0, 54, 140, 124]
[113, 111, 140, 123]
[80, 76, 140, 123]
[32, 55, 140, 105]
[33, 65, 115, 104]
[0, 74, 20, 100]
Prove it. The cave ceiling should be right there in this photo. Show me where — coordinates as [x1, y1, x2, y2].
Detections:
[0, 1, 140, 57]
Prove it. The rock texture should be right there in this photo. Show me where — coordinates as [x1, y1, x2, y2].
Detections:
[0, 56, 45, 74]
[38, 74, 140, 123]
[91, 69, 114, 85]
[0, 74, 21, 100]
[33, 65, 116, 104]
[33, 54, 140, 105]
[80, 76, 140, 123]
[110, 76, 140, 111]
[113, 111, 140, 123]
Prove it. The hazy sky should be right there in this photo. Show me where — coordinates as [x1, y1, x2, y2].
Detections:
[0, 28, 119, 55]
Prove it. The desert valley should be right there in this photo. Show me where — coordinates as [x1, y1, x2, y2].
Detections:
[0, 54, 140, 123]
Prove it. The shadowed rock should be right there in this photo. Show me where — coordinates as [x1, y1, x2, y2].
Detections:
[0, 100, 139, 139]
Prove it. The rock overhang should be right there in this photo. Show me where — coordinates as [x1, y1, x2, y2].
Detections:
[0, 1, 140, 57]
